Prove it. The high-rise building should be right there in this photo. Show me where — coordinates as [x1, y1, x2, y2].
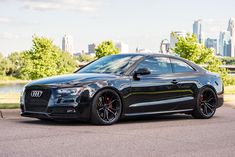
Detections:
[205, 38, 217, 54]
[88, 43, 96, 54]
[170, 31, 187, 48]
[193, 19, 204, 43]
[227, 18, 235, 57]
[115, 42, 129, 53]
[62, 35, 74, 55]
[219, 31, 231, 57]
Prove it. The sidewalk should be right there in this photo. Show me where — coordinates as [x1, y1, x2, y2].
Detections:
[224, 94, 235, 108]
[0, 109, 20, 119]
[225, 101, 235, 108]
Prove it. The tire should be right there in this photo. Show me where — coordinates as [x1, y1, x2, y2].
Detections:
[91, 89, 122, 125]
[192, 87, 217, 119]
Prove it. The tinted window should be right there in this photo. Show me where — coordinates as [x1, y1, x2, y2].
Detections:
[135, 57, 172, 75]
[171, 58, 195, 73]
[78, 55, 143, 74]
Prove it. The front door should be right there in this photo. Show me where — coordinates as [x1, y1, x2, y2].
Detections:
[125, 56, 180, 115]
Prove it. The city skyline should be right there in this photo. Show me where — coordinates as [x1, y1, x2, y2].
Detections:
[0, 0, 235, 56]
[62, 34, 74, 55]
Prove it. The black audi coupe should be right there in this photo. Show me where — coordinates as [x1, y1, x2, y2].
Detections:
[20, 53, 224, 125]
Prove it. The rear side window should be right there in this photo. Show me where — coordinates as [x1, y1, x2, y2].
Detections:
[171, 58, 195, 73]
[135, 57, 172, 75]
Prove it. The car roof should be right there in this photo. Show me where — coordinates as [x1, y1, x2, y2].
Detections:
[113, 53, 181, 59]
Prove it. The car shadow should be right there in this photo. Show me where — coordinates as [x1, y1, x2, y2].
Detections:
[119, 114, 193, 124]
[17, 114, 194, 126]
[18, 118, 89, 126]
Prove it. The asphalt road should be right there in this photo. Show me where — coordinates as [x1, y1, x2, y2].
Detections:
[0, 105, 235, 157]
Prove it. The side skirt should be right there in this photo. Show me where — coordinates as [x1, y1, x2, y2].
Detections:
[124, 109, 193, 117]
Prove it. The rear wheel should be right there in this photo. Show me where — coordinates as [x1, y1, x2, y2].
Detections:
[192, 87, 217, 119]
[91, 89, 122, 125]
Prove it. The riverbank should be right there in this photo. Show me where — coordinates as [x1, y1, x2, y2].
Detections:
[0, 93, 20, 109]
[0, 76, 29, 84]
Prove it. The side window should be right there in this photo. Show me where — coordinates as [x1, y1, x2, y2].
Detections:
[135, 57, 172, 75]
[171, 58, 195, 73]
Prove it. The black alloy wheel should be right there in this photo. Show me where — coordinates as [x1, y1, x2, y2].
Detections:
[192, 87, 217, 119]
[91, 89, 122, 125]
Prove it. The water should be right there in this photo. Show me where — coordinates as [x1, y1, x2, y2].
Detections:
[0, 83, 26, 94]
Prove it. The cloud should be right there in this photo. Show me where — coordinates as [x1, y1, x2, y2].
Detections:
[0, 32, 20, 40]
[19, 0, 103, 12]
[0, 15, 39, 26]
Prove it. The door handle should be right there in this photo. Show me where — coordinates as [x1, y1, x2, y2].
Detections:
[171, 80, 178, 84]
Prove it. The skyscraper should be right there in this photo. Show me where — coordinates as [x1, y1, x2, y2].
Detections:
[227, 18, 235, 57]
[205, 38, 217, 55]
[62, 35, 74, 55]
[88, 43, 96, 54]
[219, 31, 231, 57]
[170, 31, 187, 48]
[193, 19, 203, 43]
[115, 42, 129, 53]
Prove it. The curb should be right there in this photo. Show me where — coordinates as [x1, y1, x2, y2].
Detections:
[0, 110, 3, 118]
[225, 102, 235, 108]
[0, 109, 20, 119]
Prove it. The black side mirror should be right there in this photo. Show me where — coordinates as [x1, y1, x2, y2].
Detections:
[133, 68, 150, 80]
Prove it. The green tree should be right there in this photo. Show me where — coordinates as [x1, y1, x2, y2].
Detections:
[19, 36, 76, 80]
[7, 52, 24, 77]
[95, 41, 119, 58]
[220, 57, 235, 65]
[0, 53, 12, 76]
[172, 33, 235, 85]
[76, 53, 96, 62]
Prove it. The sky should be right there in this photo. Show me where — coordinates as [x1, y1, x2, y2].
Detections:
[0, 0, 235, 56]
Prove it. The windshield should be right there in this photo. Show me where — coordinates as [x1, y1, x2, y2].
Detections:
[77, 54, 143, 75]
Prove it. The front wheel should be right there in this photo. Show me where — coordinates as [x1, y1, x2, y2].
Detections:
[91, 89, 122, 125]
[192, 87, 217, 119]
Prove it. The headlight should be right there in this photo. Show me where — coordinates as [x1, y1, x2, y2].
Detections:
[56, 87, 83, 96]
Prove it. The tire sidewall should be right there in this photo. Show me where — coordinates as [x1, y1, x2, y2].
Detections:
[195, 87, 217, 119]
[91, 89, 122, 125]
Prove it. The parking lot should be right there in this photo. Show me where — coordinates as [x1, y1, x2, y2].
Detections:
[0, 105, 235, 157]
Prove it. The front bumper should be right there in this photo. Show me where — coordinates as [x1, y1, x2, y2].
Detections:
[20, 86, 92, 121]
[21, 104, 91, 121]
[21, 112, 82, 121]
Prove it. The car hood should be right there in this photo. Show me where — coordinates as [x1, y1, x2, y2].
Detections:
[26, 73, 119, 87]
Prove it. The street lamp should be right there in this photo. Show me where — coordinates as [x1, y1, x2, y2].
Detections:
[160, 39, 170, 54]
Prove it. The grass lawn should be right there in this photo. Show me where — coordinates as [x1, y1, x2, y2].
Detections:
[0, 103, 19, 109]
[0, 93, 20, 109]
[0, 76, 29, 84]
[0, 93, 20, 103]
[224, 86, 235, 95]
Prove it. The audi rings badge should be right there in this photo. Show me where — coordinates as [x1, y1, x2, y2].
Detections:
[30, 90, 43, 98]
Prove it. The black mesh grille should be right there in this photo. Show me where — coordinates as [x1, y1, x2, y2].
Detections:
[25, 88, 51, 112]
